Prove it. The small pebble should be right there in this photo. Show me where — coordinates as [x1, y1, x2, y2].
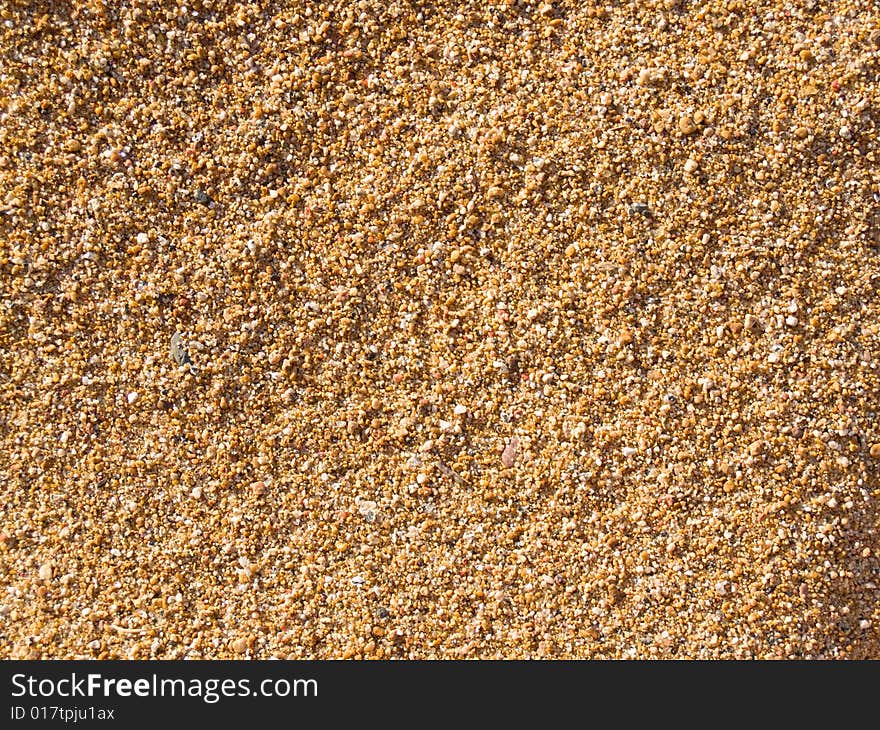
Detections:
[194, 189, 212, 205]
[501, 438, 520, 468]
[678, 115, 697, 135]
[170, 332, 192, 367]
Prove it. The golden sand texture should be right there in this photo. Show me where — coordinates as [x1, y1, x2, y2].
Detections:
[1, 0, 879, 659]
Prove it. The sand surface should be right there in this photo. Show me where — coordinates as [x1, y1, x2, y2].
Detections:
[1, 0, 879, 658]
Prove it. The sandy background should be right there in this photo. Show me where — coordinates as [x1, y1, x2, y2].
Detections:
[1, 0, 879, 658]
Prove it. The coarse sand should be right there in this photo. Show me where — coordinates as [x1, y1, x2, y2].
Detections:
[1, 0, 879, 659]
